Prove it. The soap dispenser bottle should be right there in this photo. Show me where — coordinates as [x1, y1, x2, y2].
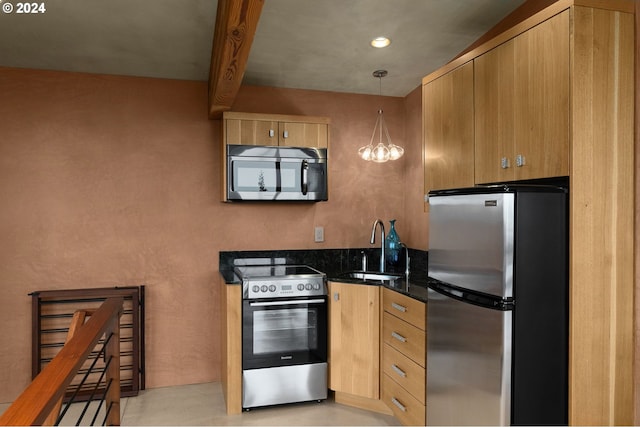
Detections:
[385, 219, 401, 268]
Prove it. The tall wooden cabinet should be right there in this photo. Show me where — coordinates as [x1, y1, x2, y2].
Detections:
[474, 10, 569, 184]
[422, 1, 635, 424]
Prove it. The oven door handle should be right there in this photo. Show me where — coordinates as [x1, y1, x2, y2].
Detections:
[249, 299, 325, 307]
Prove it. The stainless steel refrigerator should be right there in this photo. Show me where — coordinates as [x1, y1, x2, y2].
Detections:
[426, 184, 568, 426]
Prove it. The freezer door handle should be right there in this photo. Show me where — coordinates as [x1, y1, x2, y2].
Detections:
[391, 331, 407, 343]
[428, 280, 514, 311]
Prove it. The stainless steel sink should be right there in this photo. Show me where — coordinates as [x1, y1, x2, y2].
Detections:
[339, 271, 403, 283]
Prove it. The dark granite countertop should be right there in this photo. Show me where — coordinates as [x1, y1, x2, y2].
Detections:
[218, 248, 431, 302]
[325, 273, 430, 303]
[219, 268, 240, 285]
[220, 268, 431, 303]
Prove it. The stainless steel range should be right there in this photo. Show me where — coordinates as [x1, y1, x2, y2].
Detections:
[235, 264, 328, 409]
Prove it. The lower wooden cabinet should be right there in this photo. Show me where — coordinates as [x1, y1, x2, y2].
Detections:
[328, 281, 380, 399]
[327, 284, 427, 424]
[382, 344, 425, 404]
[221, 284, 242, 414]
[382, 373, 426, 426]
[382, 312, 426, 366]
[381, 288, 427, 425]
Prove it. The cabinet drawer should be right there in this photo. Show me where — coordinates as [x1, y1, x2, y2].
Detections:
[382, 343, 425, 404]
[382, 287, 426, 330]
[383, 312, 425, 366]
[382, 373, 426, 426]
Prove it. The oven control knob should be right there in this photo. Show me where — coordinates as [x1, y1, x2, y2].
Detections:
[305, 283, 312, 290]
[313, 283, 321, 290]
[252, 285, 260, 293]
[269, 285, 277, 292]
[297, 283, 305, 291]
[261, 285, 268, 293]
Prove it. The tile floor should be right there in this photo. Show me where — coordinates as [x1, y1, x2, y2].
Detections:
[0, 382, 401, 426]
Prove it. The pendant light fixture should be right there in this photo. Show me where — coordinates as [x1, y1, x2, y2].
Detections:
[358, 70, 404, 163]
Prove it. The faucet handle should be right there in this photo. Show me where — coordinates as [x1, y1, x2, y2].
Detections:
[361, 251, 368, 271]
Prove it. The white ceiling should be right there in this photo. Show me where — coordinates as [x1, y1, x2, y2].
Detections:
[0, 0, 526, 97]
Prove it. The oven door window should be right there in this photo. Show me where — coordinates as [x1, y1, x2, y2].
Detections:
[243, 298, 327, 370]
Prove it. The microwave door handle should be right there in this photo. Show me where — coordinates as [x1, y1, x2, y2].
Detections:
[301, 160, 308, 195]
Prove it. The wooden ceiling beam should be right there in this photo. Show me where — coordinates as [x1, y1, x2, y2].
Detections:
[208, 0, 264, 119]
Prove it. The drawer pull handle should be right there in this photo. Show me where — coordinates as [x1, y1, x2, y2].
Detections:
[391, 302, 407, 313]
[391, 331, 407, 343]
[391, 397, 407, 412]
[391, 364, 407, 378]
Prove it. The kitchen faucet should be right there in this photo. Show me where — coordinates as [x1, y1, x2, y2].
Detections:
[370, 219, 386, 272]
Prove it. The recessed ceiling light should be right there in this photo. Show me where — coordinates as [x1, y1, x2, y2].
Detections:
[370, 37, 391, 48]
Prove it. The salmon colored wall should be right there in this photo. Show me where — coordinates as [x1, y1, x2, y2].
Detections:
[0, 67, 424, 402]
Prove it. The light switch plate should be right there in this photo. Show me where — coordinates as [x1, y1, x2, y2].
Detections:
[314, 226, 324, 242]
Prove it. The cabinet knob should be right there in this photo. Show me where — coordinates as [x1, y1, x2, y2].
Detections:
[269, 129, 275, 138]
[516, 154, 526, 167]
[500, 157, 510, 169]
[333, 292, 339, 302]
[283, 130, 289, 138]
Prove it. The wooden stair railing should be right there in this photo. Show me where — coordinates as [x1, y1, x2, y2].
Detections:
[0, 297, 123, 426]
[43, 308, 95, 425]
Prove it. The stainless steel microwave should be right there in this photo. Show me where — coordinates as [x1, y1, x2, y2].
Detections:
[226, 145, 328, 201]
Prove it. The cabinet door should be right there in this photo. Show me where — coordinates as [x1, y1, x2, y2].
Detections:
[475, 11, 569, 184]
[474, 38, 516, 184]
[226, 118, 278, 145]
[513, 10, 569, 180]
[423, 61, 474, 196]
[328, 282, 380, 399]
[279, 122, 328, 148]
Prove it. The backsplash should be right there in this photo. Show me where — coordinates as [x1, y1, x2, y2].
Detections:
[219, 247, 428, 280]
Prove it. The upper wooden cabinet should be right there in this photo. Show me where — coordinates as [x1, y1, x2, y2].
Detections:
[423, 61, 475, 197]
[474, 10, 570, 184]
[223, 112, 329, 148]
